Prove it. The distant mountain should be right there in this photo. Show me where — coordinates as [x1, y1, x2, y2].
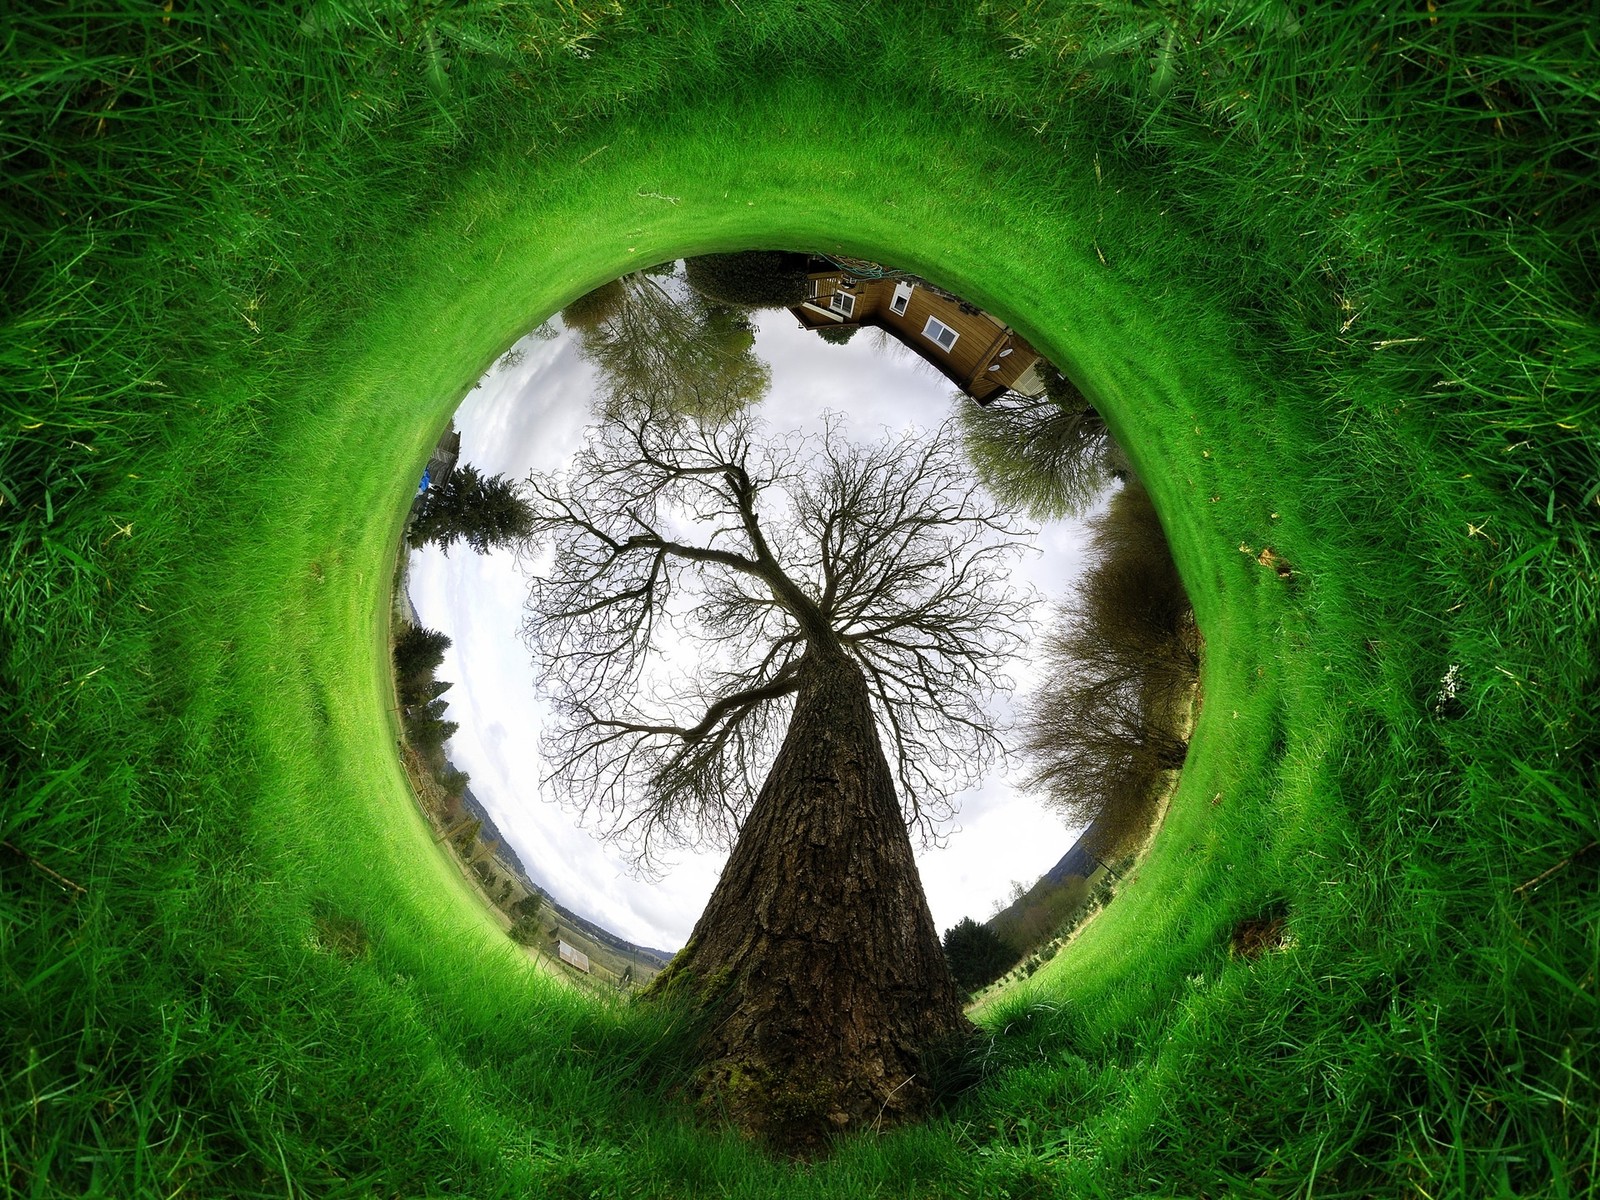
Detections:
[450, 770, 675, 966]
[1039, 817, 1110, 886]
[983, 819, 1107, 947]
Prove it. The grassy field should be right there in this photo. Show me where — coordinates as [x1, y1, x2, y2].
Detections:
[3, 3, 1595, 1196]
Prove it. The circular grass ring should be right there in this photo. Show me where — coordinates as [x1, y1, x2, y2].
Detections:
[6, 10, 1595, 1197]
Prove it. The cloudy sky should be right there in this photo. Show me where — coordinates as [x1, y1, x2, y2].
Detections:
[409, 283, 1100, 951]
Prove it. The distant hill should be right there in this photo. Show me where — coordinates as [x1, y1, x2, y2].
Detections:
[984, 820, 1108, 951]
[456, 783, 533, 881]
[452, 772, 675, 967]
[540, 894, 673, 970]
[1038, 817, 1111, 887]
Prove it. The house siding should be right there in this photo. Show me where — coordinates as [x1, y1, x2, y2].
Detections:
[791, 269, 1043, 403]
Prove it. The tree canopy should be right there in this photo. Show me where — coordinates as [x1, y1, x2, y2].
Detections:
[519, 401, 1038, 1145]
[1019, 478, 1198, 857]
[561, 270, 770, 420]
[956, 372, 1115, 521]
[683, 250, 810, 309]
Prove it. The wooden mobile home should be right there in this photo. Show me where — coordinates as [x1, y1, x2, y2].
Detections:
[788, 265, 1046, 405]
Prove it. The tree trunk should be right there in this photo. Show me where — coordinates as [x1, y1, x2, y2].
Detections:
[649, 650, 971, 1153]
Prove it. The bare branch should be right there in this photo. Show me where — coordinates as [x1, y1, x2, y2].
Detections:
[521, 403, 1040, 863]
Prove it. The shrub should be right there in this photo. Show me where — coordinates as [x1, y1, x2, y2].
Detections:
[683, 250, 809, 308]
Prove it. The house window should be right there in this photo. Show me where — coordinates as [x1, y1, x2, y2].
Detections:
[890, 281, 913, 316]
[829, 290, 856, 318]
[808, 277, 822, 299]
[922, 316, 959, 352]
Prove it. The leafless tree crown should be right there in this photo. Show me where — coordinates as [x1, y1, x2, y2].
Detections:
[1018, 479, 1198, 856]
[520, 404, 1039, 864]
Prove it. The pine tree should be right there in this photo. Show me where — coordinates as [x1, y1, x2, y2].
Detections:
[393, 626, 451, 678]
[941, 917, 1018, 993]
[409, 463, 534, 555]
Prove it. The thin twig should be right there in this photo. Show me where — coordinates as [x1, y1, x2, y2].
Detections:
[1514, 841, 1599, 896]
[874, 1073, 916, 1133]
[1, 840, 87, 895]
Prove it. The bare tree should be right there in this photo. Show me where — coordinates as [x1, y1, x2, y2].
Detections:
[520, 402, 1037, 1149]
[1019, 479, 1198, 858]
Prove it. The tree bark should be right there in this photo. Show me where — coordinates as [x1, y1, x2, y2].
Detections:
[648, 649, 971, 1153]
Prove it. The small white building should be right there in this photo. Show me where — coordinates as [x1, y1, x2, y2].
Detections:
[557, 940, 591, 973]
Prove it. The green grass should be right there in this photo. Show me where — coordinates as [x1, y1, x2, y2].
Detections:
[3, 1, 1596, 1195]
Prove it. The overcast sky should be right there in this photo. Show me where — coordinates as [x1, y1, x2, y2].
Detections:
[409, 281, 1101, 951]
